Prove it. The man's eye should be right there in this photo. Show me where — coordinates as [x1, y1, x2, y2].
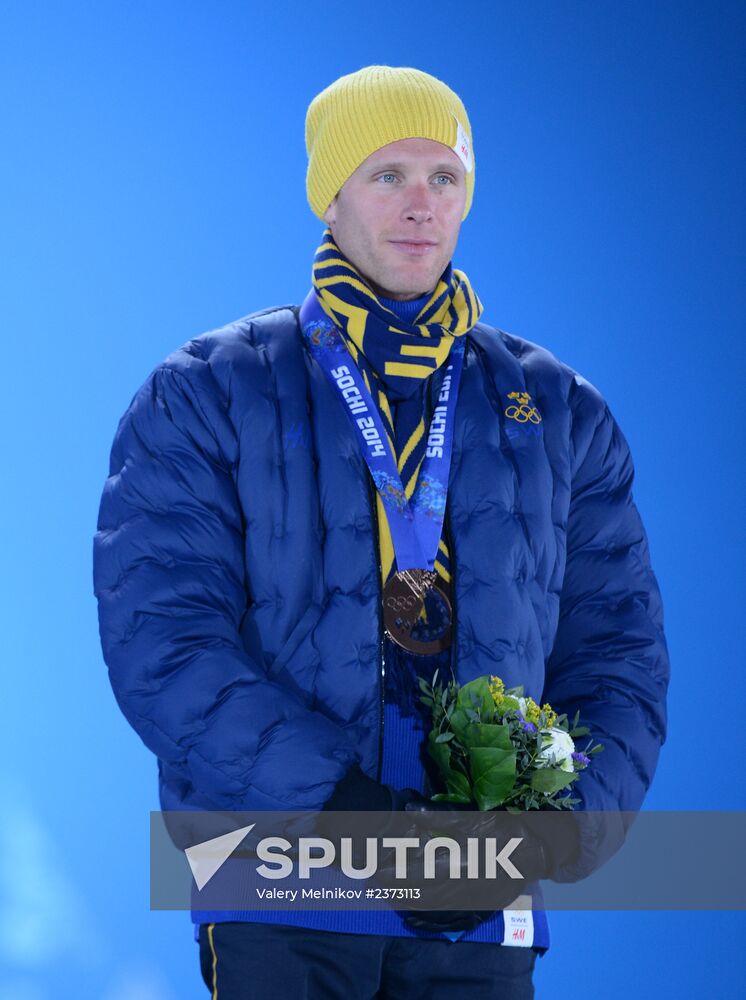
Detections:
[378, 173, 398, 183]
[434, 175, 453, 185]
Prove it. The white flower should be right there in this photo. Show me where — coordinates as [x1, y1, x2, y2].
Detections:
[501, 694, 526, 714]
[536, 727, 576, 772]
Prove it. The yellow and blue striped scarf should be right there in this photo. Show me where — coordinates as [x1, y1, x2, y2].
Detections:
[311, 229, 483, 587]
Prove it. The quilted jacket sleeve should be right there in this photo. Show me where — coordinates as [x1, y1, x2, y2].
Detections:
[93, 363, 360, 811]
[543, 376, 670, 879]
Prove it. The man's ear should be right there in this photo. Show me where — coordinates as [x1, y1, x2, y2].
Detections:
[323, 195, 338, 226]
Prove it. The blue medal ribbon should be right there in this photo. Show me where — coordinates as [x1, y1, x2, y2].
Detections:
[300, 290, 464, 575]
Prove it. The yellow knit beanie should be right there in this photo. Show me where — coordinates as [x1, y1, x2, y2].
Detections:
[305, 65, 475, 222]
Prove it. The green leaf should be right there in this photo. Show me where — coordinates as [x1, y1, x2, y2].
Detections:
[530, 768, 578, 794]
[418, 677, 432, 694]
[570, 726, 590, 737]
[427, 731, 451, 772]
[468, 746, 517, 810]
[432, 792, 471, 804]
[425, 731, 476, 802]
[457, 677, 495, 718]
[445, 769, 472, 800]
[448, 707, 471, 740]
[463, 722, 513, 751]
[435, 732, 455, 744]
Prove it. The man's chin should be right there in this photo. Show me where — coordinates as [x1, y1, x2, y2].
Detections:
[369, 270, 440, 302]
[374, 286, 433, 302]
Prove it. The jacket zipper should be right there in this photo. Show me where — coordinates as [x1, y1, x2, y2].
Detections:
[430, 359, 459, 686]
[365, 472, 386, 782]
[444, 343, 462, 687]
[445, 499, 458, 684]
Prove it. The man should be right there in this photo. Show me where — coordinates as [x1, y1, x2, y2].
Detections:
[93, 66, 669, 998]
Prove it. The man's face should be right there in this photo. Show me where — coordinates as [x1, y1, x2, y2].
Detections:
[323, 137, 467, 301]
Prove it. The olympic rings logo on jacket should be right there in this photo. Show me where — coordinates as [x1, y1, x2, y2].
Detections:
[505, 391, 542, 424]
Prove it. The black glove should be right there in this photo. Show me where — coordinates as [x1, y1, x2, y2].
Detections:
[399, 807, 565, 936]
[321, 763, 424, 814]
[322, 771, 542, 933]
[320, 768, 580, 936]
[316, 763, 430, 852]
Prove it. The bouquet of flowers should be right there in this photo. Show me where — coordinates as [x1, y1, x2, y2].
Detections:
[418, 671, 603, 810]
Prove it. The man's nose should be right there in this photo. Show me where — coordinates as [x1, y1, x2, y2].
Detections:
[403, 182, 435, 223]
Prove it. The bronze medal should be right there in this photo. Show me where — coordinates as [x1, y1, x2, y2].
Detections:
[382, 568, 453, 656]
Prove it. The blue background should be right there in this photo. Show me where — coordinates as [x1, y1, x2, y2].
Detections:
[1, 1, 744, 997]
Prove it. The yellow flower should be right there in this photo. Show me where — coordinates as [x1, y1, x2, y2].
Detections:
[542, 703, 558, 727]
[524, 697, 541, 725]
[488, 675, 505, 706]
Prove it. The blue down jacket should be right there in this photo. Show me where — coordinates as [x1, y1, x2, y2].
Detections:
[93, 304, 669, 867]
